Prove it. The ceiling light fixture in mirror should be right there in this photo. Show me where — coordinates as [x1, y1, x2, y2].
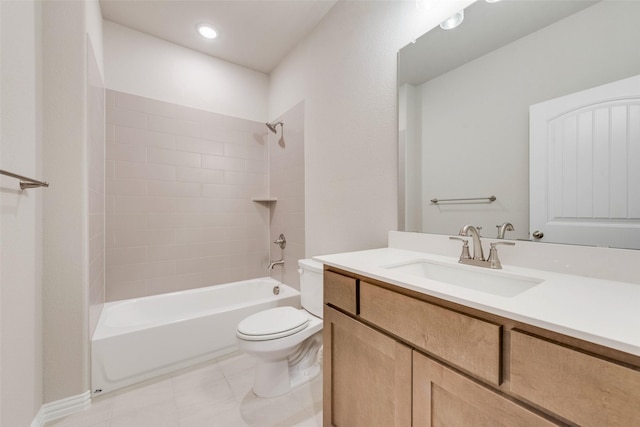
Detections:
[439, 10, 464, 30]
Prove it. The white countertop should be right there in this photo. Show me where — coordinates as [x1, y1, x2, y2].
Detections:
[315, 247, 640, 357]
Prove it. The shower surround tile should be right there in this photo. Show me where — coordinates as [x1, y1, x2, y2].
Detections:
[268, 102, 306, 290]
[105, 90, 269, 300]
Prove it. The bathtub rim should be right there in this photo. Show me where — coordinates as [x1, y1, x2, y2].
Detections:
[93, 277, 298, 341]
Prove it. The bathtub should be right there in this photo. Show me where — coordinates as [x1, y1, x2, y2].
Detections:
[91, 277, 300, 395]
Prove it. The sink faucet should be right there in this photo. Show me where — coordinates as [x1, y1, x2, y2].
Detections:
[452, 224, 515, 269]
[496, 222, 514, 239]
[459, 224, 484, 260]
[268, 259, 284, 270]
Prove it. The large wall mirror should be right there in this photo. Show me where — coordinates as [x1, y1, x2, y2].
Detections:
[398, 0, 640, 249]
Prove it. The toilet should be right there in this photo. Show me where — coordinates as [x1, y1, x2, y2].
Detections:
[236, 258, 324, 398]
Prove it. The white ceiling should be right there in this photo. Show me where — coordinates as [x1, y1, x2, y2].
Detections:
[99, 0, 338, 74]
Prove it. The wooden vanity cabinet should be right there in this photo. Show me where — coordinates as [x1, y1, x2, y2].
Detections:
[324, 270, 358, 315]
[510, 331, 640, 426]
[323, 267, 640, 427]
[359, 281, 502, 385]
[413, 351, 560, 426]
[323, 306, 411, 427]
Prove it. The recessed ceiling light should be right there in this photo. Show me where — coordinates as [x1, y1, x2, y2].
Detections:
[197, 24, 218, 40]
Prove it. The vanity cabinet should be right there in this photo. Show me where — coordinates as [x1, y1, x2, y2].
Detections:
[359, 281, 502, 385]
[323, 267, 640, 427]
[510, 331, 640, 426]
[413, 351, 559, 426]
[324, 270, 358, 315]
[323, 306, 411, 427]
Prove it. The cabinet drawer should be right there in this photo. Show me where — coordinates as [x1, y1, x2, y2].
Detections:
[511, 331, 640, 426]
[360, 282, 502, 385]
[324, 270, 357, 315]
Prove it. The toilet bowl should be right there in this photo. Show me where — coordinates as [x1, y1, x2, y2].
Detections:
[236, 259, 324, 398]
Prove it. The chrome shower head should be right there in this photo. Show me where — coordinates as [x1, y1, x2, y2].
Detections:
[266, 121, 283, 134]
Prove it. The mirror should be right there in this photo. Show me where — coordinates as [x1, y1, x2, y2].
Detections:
[398, 0, 640, 248]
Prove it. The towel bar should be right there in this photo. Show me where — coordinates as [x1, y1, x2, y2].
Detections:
[0, 169, 49, 190]
[431, 195, 496, 204]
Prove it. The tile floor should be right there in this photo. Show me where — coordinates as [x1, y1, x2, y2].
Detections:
[46, 352, 323, 427]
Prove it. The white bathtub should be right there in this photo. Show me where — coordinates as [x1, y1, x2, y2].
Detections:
[91, 277, 300, 394]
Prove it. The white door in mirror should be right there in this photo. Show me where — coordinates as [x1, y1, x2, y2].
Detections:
[530, 74, 640, 249]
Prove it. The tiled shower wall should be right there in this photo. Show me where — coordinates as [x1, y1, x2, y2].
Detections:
[105, 90, 270, 301]
[268, 102, 306, 289]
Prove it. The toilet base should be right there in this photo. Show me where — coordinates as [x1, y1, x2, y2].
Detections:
[253, 358, 322, 398]
[251, 333, 323, 398]
[253, 358, 290, 398]
[290, 362, 321, 391]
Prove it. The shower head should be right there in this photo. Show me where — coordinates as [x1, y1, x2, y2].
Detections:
[266, 121, 283, 134]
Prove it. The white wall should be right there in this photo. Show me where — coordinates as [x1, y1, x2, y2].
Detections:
[43, 0, 89, 404]
[268, 0, 472, 257]
[103, 21, 269, 123]
[1, 0, 103, 421]
[0, 1, 43, 425]
[398, 83, 422, 232]
[42, 0, 104, 406]
[86, 0, 104, 79]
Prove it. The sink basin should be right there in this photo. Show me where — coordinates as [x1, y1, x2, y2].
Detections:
[384, 260, 543, 297]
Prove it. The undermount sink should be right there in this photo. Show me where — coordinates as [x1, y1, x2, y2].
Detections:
[384, 260, 543, 297]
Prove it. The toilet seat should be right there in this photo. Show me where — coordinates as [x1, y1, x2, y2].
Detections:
[237, 306, 310, 341]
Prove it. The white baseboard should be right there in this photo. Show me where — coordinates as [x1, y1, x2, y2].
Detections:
[30, 390, 91, 427]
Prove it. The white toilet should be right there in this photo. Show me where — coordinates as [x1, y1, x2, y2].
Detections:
[236, 259, 324, 398]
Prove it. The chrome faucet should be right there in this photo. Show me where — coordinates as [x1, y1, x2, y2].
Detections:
[459, 224, 484, 260]
[496, 222, 514, 239]
[268, 259, 284, 270]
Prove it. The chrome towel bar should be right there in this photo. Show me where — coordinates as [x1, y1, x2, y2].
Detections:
[0, 169, 49, 190]
[431, 195, 496, 204]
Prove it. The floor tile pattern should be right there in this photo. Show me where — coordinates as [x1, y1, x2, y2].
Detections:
[47, 353, 322, 427]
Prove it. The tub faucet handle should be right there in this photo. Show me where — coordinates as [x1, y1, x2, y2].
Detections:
[273, 234, 286, 249]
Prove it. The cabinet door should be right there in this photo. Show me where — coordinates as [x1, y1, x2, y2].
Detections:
[413, 351, 559, 427]
[511, 330, 640, 426]
[323, 306, 411, 427]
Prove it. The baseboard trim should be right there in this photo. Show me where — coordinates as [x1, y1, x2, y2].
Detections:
[30, 390, 91, 427]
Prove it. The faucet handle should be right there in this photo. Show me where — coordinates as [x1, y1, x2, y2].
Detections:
[487, 241, 515, 269]
[273, 233, 286, 249]
[449, 236, 471, 260]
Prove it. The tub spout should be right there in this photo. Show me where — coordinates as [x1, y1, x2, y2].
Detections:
[268, 259, 284, 270]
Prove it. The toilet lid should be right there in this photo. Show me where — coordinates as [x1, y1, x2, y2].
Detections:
[237, 306, 309, 340]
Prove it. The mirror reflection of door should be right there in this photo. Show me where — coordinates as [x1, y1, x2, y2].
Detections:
[530, 74, 640, 249]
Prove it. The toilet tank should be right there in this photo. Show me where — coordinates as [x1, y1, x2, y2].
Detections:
[298, 259, 324, 318]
